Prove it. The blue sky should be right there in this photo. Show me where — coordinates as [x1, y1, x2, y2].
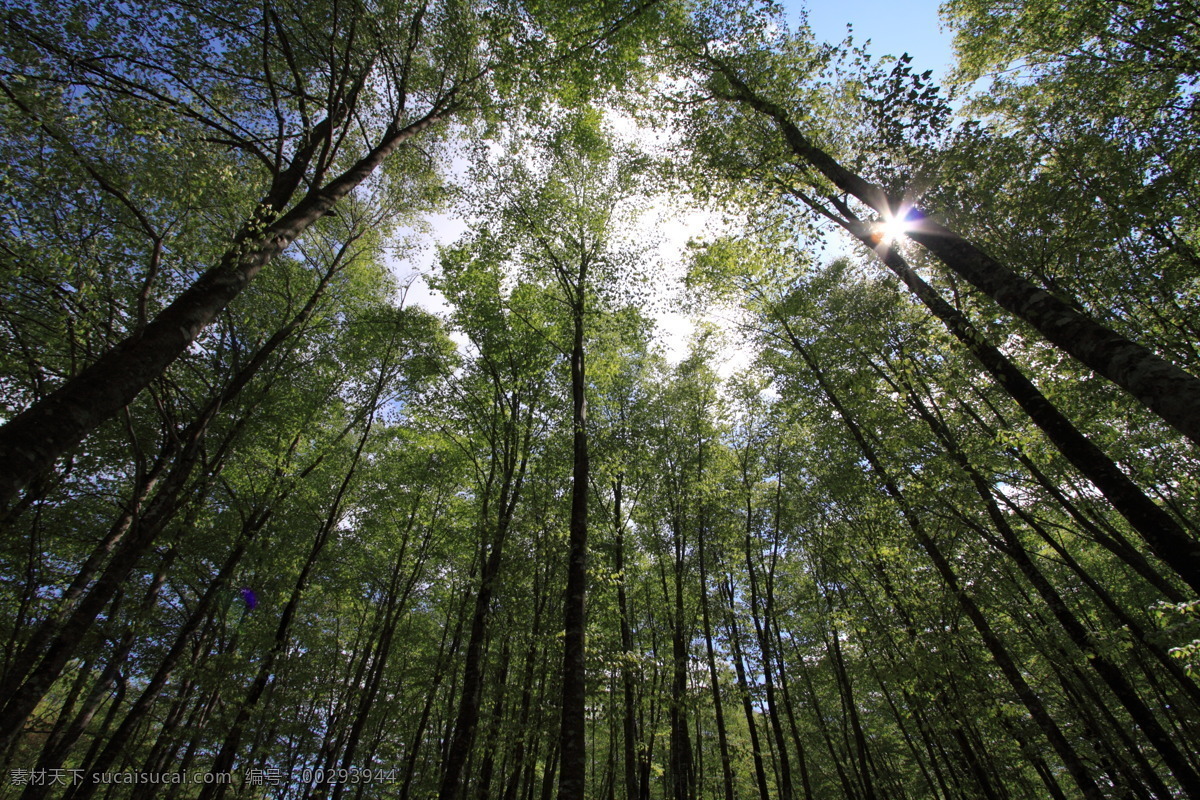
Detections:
[787, 0, 957, 82]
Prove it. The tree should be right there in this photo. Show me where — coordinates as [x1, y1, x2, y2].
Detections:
[447, 109, 649, 799]
[669, 9, 1200, 450]
[0, 0, 670, 505]
[432, 240, 555, 800]
[4, 2, 1200, 798]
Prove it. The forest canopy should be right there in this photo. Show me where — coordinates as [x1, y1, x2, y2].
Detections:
[1, 0, 1199, 798]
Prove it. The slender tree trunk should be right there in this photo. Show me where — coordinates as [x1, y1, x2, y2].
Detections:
[782, 328, 1105, 800]
[197, 363, 388, 800]
[0, 442, 215, 752]
[503, 560, 550, 800]
[769, 627, 816, 800]
[0, 429, 199, 728]
[558, 284, 591, 800]
[1055, 659, 1172, 800]
[399, 588, 469, 800]
[791, 625, 861, 800]
[329, 496, 435, 800]
[662, 510, 696, 800]
[440, 403, 532, 800]
[30, 653, 103, 775]
[697, 519, 734, 800]
[866, 660, 949, 800]
[24, 543, 177, 787]
[999, 491, 1200, 709]
[200, 520, 334, 799]
[473, 638, 511, 800]
[761, 471, 816, 800]
[797, 189, 1200, 592]
[636, 621, 659, 800]
[743, 521, 795, 800]
[0, 258, 347, 743]
[306, 607, 385, 800]
[848, 544, 954, 798]
[135, 678, 206, 797]
[721, 574, 771, 800]
[611, 475, 642, 800]
[896, 370, 1200, 794]
[66, 506, 270, 800]
[823, 614, 878, 800]
[955, 385, 1188, 602]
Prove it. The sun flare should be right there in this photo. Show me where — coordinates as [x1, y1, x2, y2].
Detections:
[881, 214, 912, 241]
[870, 207, 917, 247]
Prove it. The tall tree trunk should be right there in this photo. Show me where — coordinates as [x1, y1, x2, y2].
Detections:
[0, 256, 349, 744]
[710, 61, 1200, 448]
[743, 519, 795, 800]
[558, 281, 591, 800]
[0, 94, 453, 505]
[865, 660, 950, 800]
[473, 638, 511, 800]
[328, 492, 437, 800]
[697, 517, 734, 800]
[796, 188, 1200, 592]
[1054, 659, 1172, 800]
[666, 516, 695, 800]
[0, 441, 217, 753]
[66, 507, 271, 800]
[823, 613, 878, 800]
[769, 626, 816, 800]
[997, 491, 1200, 709]
[195, 360, 389, 800]
[902, 379, 1200, 795]
[23, 543, 177, 789]
[502, 557, 551, 800]
[611, 476, 641, 800]
[794, 648, 863, 800]
[954, 385, 1188, 601]
[399, 588, 469, 800]
[782, 327, 1105, 800]
[761, 470, 816, 800]
[720, 574, 771, 800]
[440, 400, 533, 800]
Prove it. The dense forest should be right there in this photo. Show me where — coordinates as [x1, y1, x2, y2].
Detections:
[1, 0, 1199, 798]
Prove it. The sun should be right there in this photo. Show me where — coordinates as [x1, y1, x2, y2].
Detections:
[870, 206, 916, 247]
[881, 214, 912, 241]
